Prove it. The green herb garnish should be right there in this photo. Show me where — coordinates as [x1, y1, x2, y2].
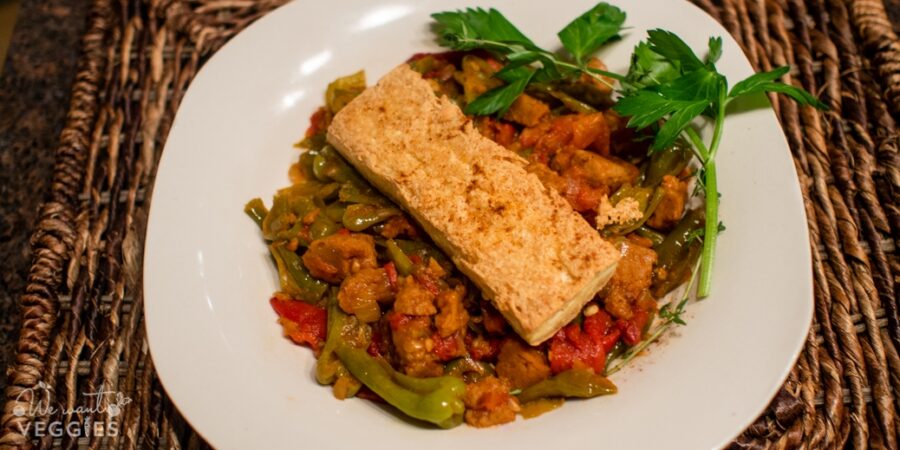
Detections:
[614, 29, 826, 297]
[431, 6, 626, 116]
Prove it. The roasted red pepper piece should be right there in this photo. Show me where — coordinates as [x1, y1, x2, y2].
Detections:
[270, 297, 327, 351]
[548, 311, 620, 374]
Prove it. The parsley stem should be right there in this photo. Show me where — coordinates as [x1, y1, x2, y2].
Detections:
[683, 127, 709, 163]
[448, 36, 625, 87]
[708, 92, 727, 160]
[561, 61, 627, 82]
[696, 97, 726, 298]
[697, 161, 718, 298]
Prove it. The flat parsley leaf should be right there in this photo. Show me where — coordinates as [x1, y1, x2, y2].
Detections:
[432, 8, 536, 50]
[614, 91, 704, 129]
[557, 3, 626, 64]
[647, 29, 704, 72]
[616, 68, 726, 149]
[706, 37, 723, 65]
[729, 66, 827, 109]
[621, 42, 678, 93]
[464, 68, 535, 116]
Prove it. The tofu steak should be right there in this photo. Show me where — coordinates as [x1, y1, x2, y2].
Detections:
[326, 64, 619, 345]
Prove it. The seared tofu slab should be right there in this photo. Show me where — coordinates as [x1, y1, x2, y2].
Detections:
[327, 64, 619, 345]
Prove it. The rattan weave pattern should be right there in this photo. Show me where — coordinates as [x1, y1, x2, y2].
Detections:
[1, 0, 897, 448]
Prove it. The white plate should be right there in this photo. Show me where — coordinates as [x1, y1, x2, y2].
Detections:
[144, 1, 813, 448]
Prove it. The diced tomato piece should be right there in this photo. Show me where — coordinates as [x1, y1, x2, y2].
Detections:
[466, 335, 502, 361]
[409, 254, 423, 265]
[479, 117, 517, 147]
[337, 227, 350, 236]
[563, 173, 606, 212]
[367, 328, 390, 357]
[414, 272, 441, 296]
[583, 310, 613, 340]
[386, 311, 411, 331]
[480, 303, 508, 335]
[548, 310, 622, 374]
[617, 310, 649, 346]
[432, 332, 462, 361]
[617, 320, 641, 347]
[548, 327, 580, 374]
[270, 297, 327, 351]
[384, 262, 398, 289]
[305, 107, 329, 138]
[600, 329, 621, 353]
[632, 309, 650, 332]
[494, 122, 516, 147]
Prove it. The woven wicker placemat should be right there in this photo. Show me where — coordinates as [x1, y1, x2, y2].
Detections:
[1, 0, 898, 448]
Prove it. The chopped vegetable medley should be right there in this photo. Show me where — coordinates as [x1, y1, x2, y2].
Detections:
[245, 1, 821, 429]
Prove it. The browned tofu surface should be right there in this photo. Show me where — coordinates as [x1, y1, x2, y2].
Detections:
[327, 64, 619, 344]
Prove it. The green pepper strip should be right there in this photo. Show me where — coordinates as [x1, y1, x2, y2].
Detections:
[310, 213, 341, 240]
[517, 369, 617, 403]
[653, 209, 705, 297]
[393, 239, 453, 272]
[339, 181, 390, 206]
[261, 194, 289, 239]
[316, 292, 466, 428]
[385, 239, 414, 276]
[528, 83, 597, 113]
[654, 208, 705, 274]
[444, 357, 495, 383]
[643, 141, 692, 188]
[342, 204, 401, 231]
[335, 346, 466, 429]
[604, 185, 665, 236]
[636, 226, 665, 246]
[270, 245, 329, 300]
[324, 203, 347, 222]
[244, 198, 268, 229]
[316, 183, 341, 202]
[654, 238, 702, 298]
[313, 146, 367, 185]
[316, 292, 352, 385]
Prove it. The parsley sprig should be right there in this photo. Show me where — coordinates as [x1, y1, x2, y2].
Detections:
[432, 4, 626, 116]
[613, 30, 826, 297]
[430, 3, 825, 371]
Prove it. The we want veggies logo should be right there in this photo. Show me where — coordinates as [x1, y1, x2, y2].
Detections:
[12, 382, 131, 438]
